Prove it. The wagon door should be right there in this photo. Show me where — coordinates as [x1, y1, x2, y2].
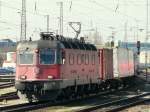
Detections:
[113, 48, 119, 78]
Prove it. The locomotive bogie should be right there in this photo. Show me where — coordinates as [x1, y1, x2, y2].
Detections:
[16, 80, 62, 101]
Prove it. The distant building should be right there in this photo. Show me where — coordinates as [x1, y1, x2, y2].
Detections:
[0, 39, 16, 47]
[118, 41, 150, 69]
[118, 41, 150, 53]
[0, 39, 17, 66]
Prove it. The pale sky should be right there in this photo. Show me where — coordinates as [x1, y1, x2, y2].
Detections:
[0, 0, 149, 42]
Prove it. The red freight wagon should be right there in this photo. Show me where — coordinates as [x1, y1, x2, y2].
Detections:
[98, 49, 113, 80]
[98, 48, 134, 80]
[113, 48, 134, 78]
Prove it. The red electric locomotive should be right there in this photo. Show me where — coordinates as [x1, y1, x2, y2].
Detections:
[15, 32, 135, 102]
[15, 32, 100, 102]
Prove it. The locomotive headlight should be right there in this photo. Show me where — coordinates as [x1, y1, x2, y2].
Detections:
[20, 75, 26, 80]
[35, 49, 39, 53]
[48, 75, 53, 79]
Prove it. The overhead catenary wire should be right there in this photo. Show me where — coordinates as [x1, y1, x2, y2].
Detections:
[0, 0, 1, 17]
[1, 0, 144, 24]
[115, 0, 120, 12]
[89, 0, 144, 22]
[0, 0, 148, 42]
[2, 0, 145, 25]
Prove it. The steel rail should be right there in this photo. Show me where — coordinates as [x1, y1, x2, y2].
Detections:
[0, 88, 127, 112]
[0, 82, 14, 89]
[0, 75, 15, 82]
[0, 86, 137, 112]
[106, 94, 150, 112]
[0, 102, 52, 112]
[0, 92, 18, 101]
[76, 92, 150, 112]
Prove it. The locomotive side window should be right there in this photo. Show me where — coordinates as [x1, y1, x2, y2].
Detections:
[40, 49, 56, 64]
[77, 54, 82, 65]
[81, 54, 84, 64]
[85, 54, 89, 65]
[92, 54, 95, 65]
[69, 53, 74, 65]
[19, 52, 33, 64]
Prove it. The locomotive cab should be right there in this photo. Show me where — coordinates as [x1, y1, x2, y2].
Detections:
[16, 40, 61, 81]
[15, 39, 62, 101]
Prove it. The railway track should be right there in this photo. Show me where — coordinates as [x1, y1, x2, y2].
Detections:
[0, 82, 14, 89]
[0, 75, 15, 82]
[77, 92, 150, 112]
[0, 92, 18, 101]
[0, 87, 141, 112]
[0, 101, 51, 112]
[0, 89, 125, 112]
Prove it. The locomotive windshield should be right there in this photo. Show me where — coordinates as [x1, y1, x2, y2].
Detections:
[18, 51, 33, 64]
[40, 49, 56, 64]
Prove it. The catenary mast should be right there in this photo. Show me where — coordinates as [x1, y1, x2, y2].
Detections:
[20, 0, 26, 41]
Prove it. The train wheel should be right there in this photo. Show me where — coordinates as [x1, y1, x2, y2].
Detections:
[100, 81, 106, 91]
[84, 84, 90, 96]
[28, 98, 33, 103]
